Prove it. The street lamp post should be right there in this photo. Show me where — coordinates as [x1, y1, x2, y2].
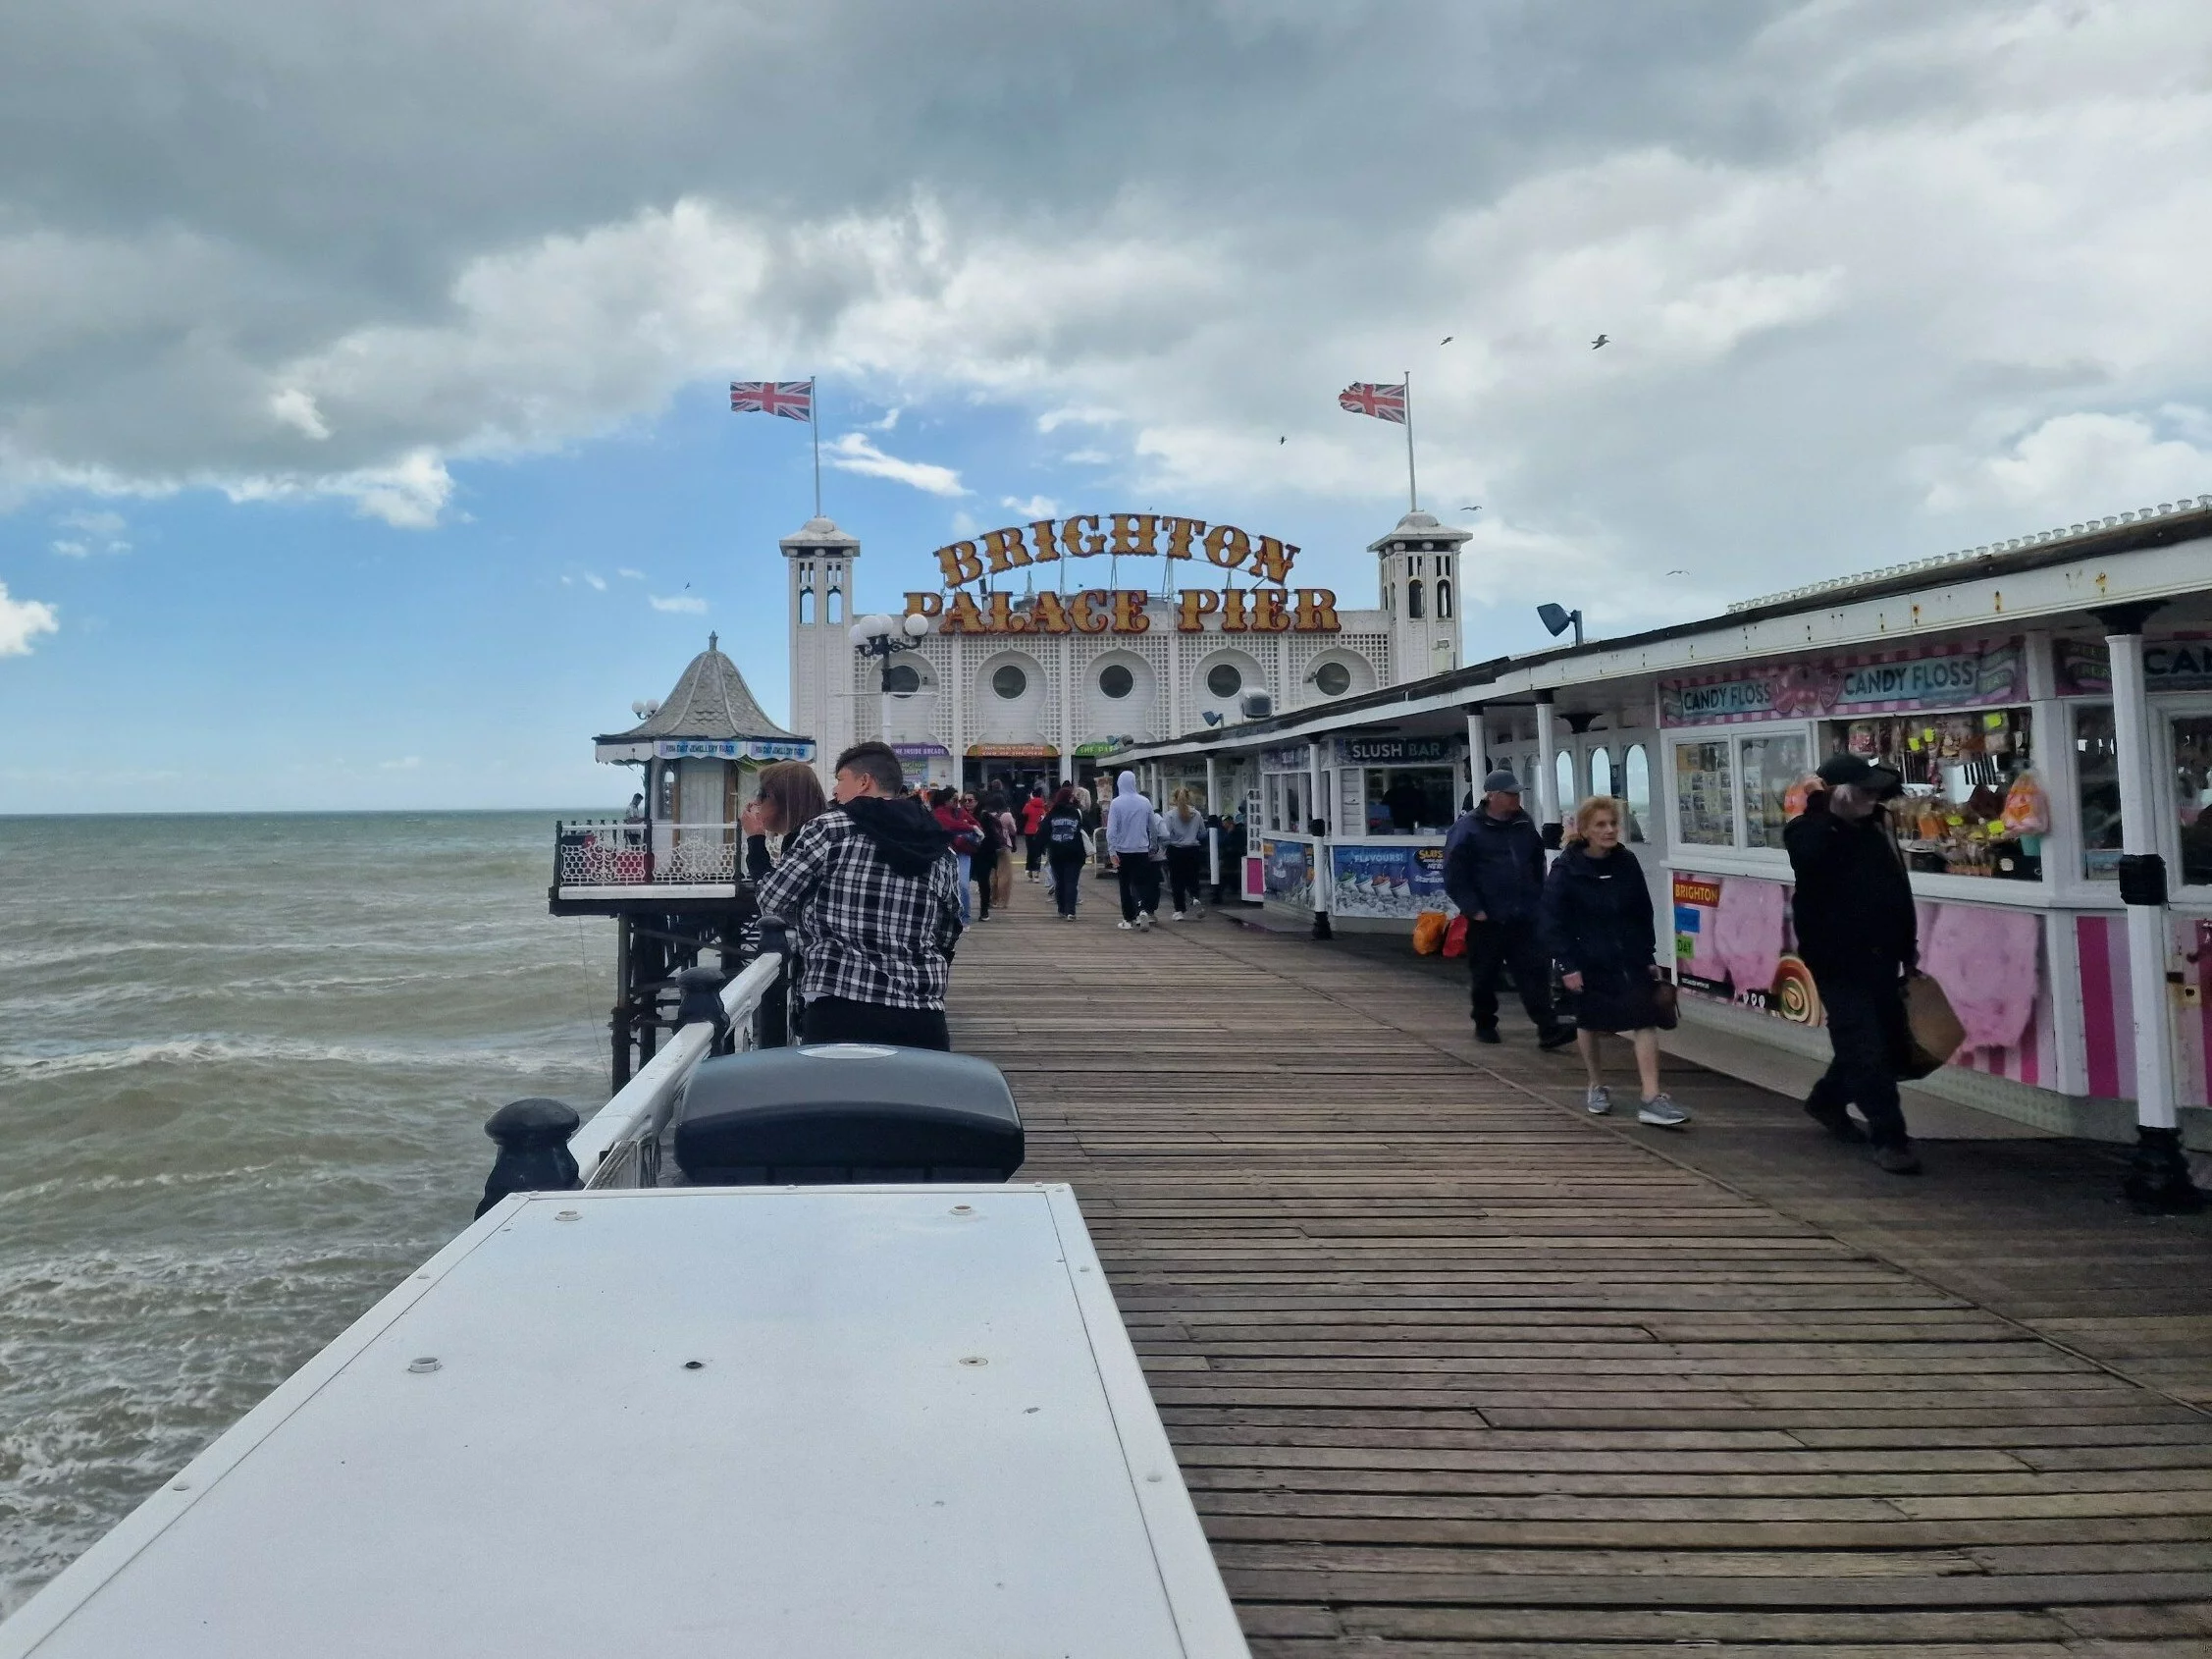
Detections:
[849, 612, 933, 689]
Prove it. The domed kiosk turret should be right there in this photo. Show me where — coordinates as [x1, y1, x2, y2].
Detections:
[555, 634, 816, 1087]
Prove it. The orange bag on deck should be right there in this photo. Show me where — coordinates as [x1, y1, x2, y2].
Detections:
[1441, 914, 1469, 959]
[1412, 911, 1448, 955]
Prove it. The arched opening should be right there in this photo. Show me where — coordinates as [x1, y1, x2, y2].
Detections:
[797, 587, 815, 624]
[1554, 748, 1575, 813]
[826, 586, 844, 623]
[1436, 578, 1452, 618]
[1590, 747, 1613, 797]
[1623, 743, 1652, 842]
[1406, 578, 1424, 619]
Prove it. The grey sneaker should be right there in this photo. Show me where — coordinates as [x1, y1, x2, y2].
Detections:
[1584, 1085, 1612, 1116]
[1637, 1094, 1690, 1129]
[1872, 1141, 1922, 1175]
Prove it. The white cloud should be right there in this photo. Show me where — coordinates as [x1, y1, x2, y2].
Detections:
[377, 755, 421, 771]
[650, 593, 708, 614]
[583, 572, 606, 590]
[1001, 494, 1057, 517]
[1062, 449, 1112, 466]
[1037, 407, 1118, 433]
[0, 583, 59, 656]
[617, 567, 645, 580]
[49, 507, 130, 556]
[269, 388, 331, 441]
[866, 407, 902, 431]
[1921, 410, 2212, 520]
[823, 431, 967, 497]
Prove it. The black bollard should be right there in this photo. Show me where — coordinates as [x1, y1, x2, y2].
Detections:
[476, 1097, 581, 1218]
[674, 964, 733, 1054]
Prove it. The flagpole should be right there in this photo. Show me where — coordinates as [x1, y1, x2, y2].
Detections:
[811, 376, 822, 518]
[1402, 369, 1417, 513]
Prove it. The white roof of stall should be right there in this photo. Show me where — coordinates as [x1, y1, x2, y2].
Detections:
[1, 1185, 1246, 1659]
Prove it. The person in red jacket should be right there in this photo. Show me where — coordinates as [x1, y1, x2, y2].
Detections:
[1020, 783, 1051, 883]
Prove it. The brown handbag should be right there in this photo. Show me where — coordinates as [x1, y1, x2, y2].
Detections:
[1895, 973, 1966, 1080]
[1651, 976, 1680, 1031]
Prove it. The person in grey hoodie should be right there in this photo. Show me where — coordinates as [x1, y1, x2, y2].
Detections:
[1161, 789, 1208, 920]
[1104, 771, 1163, 930]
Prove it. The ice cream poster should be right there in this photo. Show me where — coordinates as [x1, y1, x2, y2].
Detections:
[1331, 843, 1452, 918]
[1261, 837, 1314, 905]
[1671, 872, 1822, 1026]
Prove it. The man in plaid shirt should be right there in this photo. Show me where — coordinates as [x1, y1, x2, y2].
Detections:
[755, 740, 964, 1049]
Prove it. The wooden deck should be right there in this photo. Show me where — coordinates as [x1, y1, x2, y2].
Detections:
[949, 885, 2212, 1658]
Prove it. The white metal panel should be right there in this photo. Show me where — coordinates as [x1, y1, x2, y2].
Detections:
[2, 1185, 1247, 1659]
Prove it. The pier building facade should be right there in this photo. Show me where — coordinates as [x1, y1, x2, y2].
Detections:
[784, 509, 1469, 793]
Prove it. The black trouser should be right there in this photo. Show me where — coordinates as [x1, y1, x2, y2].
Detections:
[1050, 855, 1086, 915]
[1806, 969, 1910, 1148]
[801, 995, 951, 1051]
[1117, 858, 1161, 921]
[1026, 832, 1044, 874]
[1166, 844, 1206, 912]
[1466, 915, 1557, 1035]
[971, 848, 995, 918]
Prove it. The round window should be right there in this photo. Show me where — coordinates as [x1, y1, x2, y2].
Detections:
[1098, 663, 1134, 700]
[882, 664, 922, 695]
[991, 665, 1027, 700]
[1205, 663, 1242, 699]
[1314, 661, 1351, 697]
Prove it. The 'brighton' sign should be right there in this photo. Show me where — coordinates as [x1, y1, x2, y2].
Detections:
[908, 512, 1342, 636]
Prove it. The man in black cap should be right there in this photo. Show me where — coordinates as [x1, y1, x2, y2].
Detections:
[1784, 754, 1922, 1174]
[1445, 769, 1574, 1050]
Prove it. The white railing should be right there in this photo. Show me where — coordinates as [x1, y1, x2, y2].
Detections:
[555, 820, 741, 886]
[572, 952, 785, 1189]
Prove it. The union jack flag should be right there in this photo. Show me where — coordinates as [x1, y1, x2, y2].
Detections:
[729, 380, 815, 422]
[1338, 381, 1407, 424]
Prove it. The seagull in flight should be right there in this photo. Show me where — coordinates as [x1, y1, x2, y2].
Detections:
[1665, 568, 1688, 576]
[1591, 334, 1609, 349]
[1440, 336, 1453, 346]
[1459, 506, 1482, 513]
[1279, 436, 1286, 444]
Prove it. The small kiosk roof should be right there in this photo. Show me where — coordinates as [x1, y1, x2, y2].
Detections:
[597, 635, 801, 746]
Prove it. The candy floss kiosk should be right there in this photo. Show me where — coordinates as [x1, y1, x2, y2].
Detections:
[1628, 513, 2212, 1208]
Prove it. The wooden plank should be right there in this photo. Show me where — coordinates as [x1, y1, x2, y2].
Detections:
[944, 904, 2212, 1658]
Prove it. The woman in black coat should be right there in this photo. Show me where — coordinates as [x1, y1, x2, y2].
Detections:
[1540, 797, 1688, 1129]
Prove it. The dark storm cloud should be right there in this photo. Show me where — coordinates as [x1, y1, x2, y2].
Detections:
[1, 0, 2208, 623]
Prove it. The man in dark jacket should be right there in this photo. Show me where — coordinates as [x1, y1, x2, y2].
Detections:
[756, 740, 963, 1050]
[1784, 754, 1921, 1173]
[1444, 770, 1573, 1049]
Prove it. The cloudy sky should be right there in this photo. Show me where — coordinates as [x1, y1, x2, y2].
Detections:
[3, 0, 2208, 810]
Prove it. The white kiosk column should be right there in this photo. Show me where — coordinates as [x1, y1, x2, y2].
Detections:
[1308, 737, 1332, 940]
[2103, 609, 2202, 1211]
[1204, 755, 1220, 887]
[1533, 692, 1560, 828]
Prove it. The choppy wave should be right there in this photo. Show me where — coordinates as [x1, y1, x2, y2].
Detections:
[0, 811, 611, 1618]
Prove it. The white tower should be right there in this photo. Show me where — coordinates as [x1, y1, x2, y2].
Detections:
[783, 516, 862, 785]
[1369, 510, 1469, 681]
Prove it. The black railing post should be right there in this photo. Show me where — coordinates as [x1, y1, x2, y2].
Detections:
[755, 915, 792, 1048]
[675, 964, 734, 1056]
[476, 1097, 581, 1218]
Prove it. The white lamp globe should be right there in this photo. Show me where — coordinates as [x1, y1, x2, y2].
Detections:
[847, 621, 871, 648]
[902, 612, 932, 638]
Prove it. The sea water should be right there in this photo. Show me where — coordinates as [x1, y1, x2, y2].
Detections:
[0, 813, 611, 1613]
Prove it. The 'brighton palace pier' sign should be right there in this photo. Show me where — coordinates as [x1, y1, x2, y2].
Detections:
[903, 513, 1342, 635]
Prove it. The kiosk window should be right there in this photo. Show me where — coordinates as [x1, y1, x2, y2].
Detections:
[1823, 708, 2040, 881]
[2173, 715, 2212, 886]
[1623, 744, 1652, 843]
[2076, 705, 2121, 880]
[1740, 733, 1809, 851]
[1674, 741, 1734, 846]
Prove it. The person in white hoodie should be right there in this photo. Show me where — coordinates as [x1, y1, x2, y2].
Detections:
[1103, 771, 1163, 931]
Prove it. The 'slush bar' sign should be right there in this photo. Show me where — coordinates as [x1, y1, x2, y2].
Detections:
[907, 512, 1341, 636]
